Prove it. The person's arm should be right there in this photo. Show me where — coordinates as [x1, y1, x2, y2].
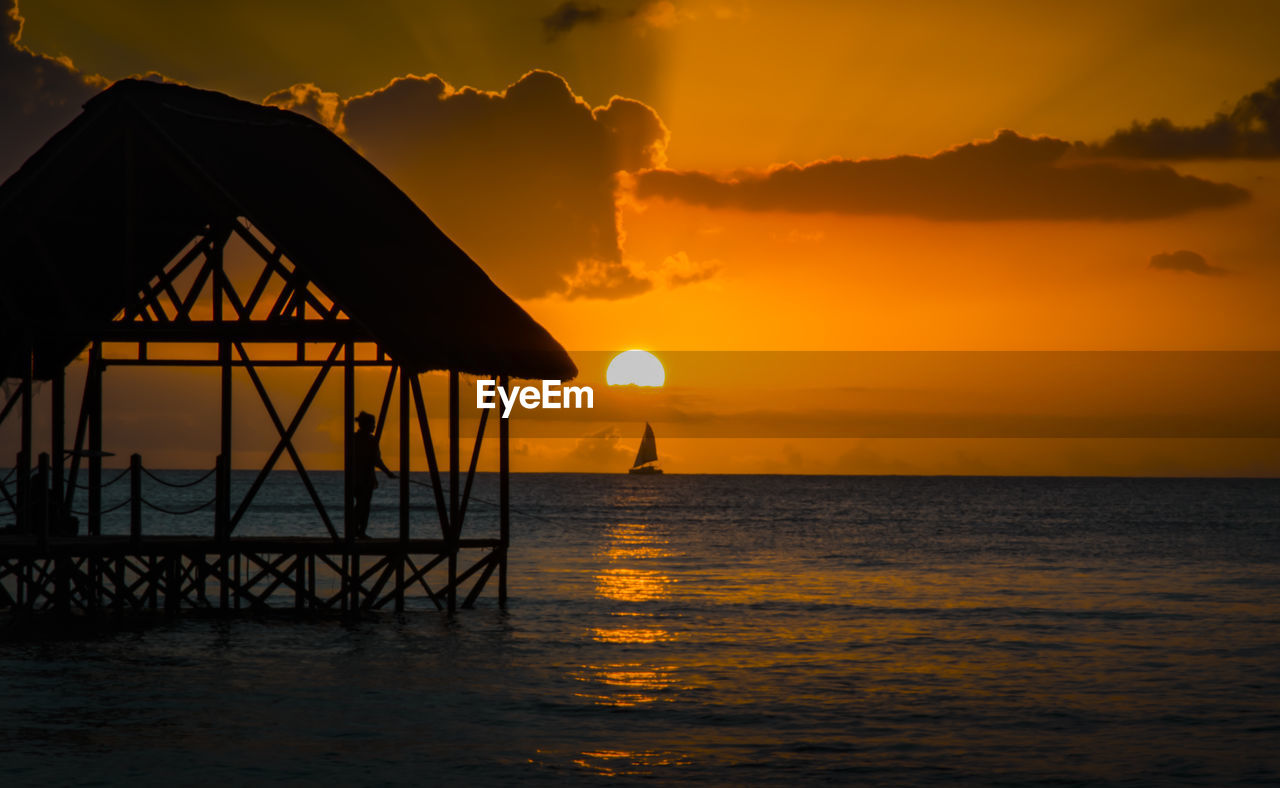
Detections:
[375, 449, 395, 478]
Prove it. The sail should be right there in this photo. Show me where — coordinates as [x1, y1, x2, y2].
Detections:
[632, 422, 658, 467]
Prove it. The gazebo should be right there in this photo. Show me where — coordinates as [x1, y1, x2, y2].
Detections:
[0, 79, 575, 616]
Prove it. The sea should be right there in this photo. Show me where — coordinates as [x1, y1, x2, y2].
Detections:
[1, 472, 1278, 786]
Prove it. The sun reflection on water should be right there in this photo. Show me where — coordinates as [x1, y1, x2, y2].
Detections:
[571, 662, 681, 707]
[593, 522, 676, 603]
[576, 518, 685, 737]
[569, 749, 693, 778]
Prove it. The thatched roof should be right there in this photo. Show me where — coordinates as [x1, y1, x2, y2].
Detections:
[0, 79, 576, 381]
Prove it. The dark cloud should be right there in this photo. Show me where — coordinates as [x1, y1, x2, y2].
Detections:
[274, 70, 674, 299]
[542, 2, 607, 40]
[635, 130, 1249, 220]
[1149, 250, 1229, 277]
[1093, 78, 1280, 160]
[0, 0, 105, 180]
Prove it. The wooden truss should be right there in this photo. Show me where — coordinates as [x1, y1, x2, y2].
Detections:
[2, 218, 513, 617]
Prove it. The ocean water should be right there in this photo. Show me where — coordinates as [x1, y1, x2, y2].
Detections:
[2, 473, 1278, 785]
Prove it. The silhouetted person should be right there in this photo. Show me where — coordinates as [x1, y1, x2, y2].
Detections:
[348, 411, 394, 538]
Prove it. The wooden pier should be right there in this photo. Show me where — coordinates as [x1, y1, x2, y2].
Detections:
[0, 535, 505, 616]
[0, 79, 577, 624]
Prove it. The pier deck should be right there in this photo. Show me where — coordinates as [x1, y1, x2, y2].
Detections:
[0, 535, 504, 616]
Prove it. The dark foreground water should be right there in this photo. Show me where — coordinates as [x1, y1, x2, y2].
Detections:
[2, 474, 1279, 785]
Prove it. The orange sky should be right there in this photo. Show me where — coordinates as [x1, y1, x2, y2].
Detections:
[3, 0, 1280, 474]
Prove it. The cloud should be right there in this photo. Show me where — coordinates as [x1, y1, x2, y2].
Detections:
[1149, 250, 1229, 277]
[275, 69, 674, 299]
[1093, 78, 1280, 160]
[632, 1, 682, 29]
[542, 2, 607, 40]
[644, 250, 719, 287]
[635, 130, 1249, 221]
[541, 1, 688, 41]
[262, 82, 344, 132]
[0, 0, 106, 180]
[563, 259, 652, 299]
[566, 426, 636, 467]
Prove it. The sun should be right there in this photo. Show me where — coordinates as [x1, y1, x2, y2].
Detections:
[606, 350, 665, 386]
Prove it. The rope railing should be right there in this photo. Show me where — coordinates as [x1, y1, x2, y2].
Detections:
[10, 454, 221, 538]
[67, 467, 131, 491]
[71, 497, 132, 517]
[141, 497, 216, 516]
[142, 466, 216, 488]
[12, 455, 540, 535]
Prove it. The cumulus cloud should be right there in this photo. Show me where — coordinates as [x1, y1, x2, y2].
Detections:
[1093, 78, 1280, 160]
[636, 130, 1248, 220]
[262, 82, 344, 132]
[542, 1, 606, 40]
[271, 69, 677, 299]
[1149, 250, 1229, 277]
[0, 0, 106, 180]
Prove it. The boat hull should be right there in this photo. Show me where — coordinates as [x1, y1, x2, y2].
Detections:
[628, 466, 664, 475]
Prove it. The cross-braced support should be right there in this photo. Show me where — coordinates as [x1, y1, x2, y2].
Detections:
[2, 216, 513, 620]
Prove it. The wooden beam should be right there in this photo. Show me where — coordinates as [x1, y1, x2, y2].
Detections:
[19, 346, 32, 533]
[51, 366, 64, 508]
[456, 403, 489, 532]
[343, 340, 354, 542]
[102, 358, 395, 368]
[462, 551, 499, 609]
[218, 337, 231, 539]
[409, 374, 450, 539]
[398, 367, 409, 611]
[375, 364, 397, 442]
[0, 375, 23, 426]
[88, 341, 102, 536]
[235, 342, 339, 541]
[229, 342, 342, 532]
[93, 321, 376, 343]
[499, 373, 510, 607]
[63, 371, 90, 510]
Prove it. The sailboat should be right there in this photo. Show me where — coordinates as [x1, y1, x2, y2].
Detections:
[628, 422, 664, 475]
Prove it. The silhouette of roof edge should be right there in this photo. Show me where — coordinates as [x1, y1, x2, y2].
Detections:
[0, 78, 577, 382]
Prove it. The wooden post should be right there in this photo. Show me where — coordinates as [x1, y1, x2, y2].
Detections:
[166, 552, 180, 615]
[88, 340, 102, 536]
[51, 366, 64, 512]
[448, 369, 459, 615]
[219, 340, 231, 535]
[343, 341, 354, 612]
[499, 374, 510, 608]
[19, 346, 32, 534]
[36, 452, 49, 550]
[397, 365, 409, 612]
[295, 554, 304, 610]
[216, 453, 229, 609]
[130, 453, 142, 544]
[343, 341, 354, 541]
[215, 453, 228, 543]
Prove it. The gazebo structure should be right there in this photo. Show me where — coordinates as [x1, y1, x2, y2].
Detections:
[0, 79, 575, 618]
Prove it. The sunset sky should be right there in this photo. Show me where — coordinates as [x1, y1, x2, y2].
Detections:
[3, 0, 1280, 474]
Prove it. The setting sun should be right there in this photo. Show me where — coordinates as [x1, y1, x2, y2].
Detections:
[1, 1, 1277, 784]
[606, 350, 666, 387]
